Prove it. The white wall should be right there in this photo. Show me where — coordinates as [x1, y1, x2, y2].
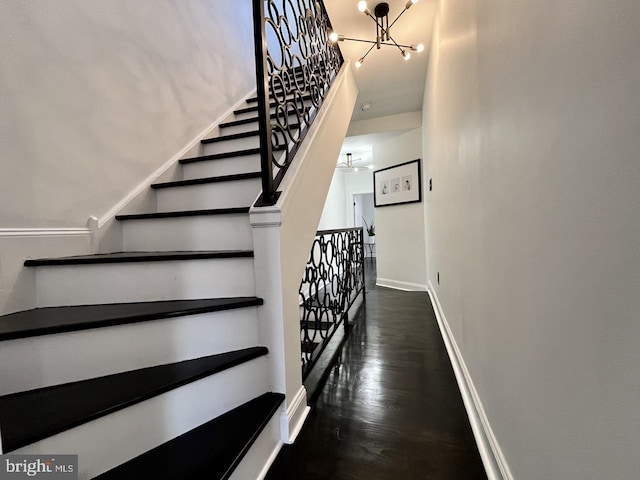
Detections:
[318, 169, 346, 230]
[424, 0, 640, 478]
[0, 0, 255, 228]
[374, 128, 427, 290]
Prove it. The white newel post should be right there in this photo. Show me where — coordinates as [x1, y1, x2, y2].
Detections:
[250, 206, 310, 444]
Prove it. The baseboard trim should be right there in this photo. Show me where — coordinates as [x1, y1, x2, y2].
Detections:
[280, 385, 310, 444]
[97, 91, 255, 228]
[256, 439, 284, 480]
[427, 281, 513, 480]
[376, 278, 427, 292]
[0, 228, 91, 238]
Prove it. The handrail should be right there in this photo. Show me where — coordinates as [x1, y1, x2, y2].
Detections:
[299, 227, 365, 378]
[252, 0, 344, 206]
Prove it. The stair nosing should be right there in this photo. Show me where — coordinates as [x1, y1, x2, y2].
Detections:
[0, 297, 264, 341]
[179, 146, 285, 165]
[247, 93, 313, 105]
[0, 347, 269, 452]
[116, 207, 250, 221]
[151, 172, 262, 189]
[219, 393, 284, 480]
[24, 250, 254, 267]
[220, 117, 259, 128]
[201, 130, 259, 144]
[94, 392, 284, 480]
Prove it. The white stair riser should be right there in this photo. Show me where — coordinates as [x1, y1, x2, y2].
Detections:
[202, 136, 259, 155]
[219, 121, 259, 136]
[0, 307, 260, 395]
[182, 154, 261, 180]
[156, 179, 261, 211]
[34, 258, 256, 307]
[122, 215, 252, 251]
[13, 357, 269, 480]
[229, 405, 282, 480]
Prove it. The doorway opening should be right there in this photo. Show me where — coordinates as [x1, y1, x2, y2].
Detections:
[353, 193, 376, 262]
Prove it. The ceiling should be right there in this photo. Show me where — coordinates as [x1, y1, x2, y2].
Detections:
[323, 0, 437, 123]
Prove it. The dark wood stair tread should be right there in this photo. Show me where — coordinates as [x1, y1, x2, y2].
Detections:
[246, 93, 312, 104]
[201, 130, 259, 144]
[301, 341, 320, 354]
[24, 250, 254, 267]
[0, 297, 263, 341]
[220, 111, 306, 129]
[151, 172, 261, 189]
[180, 147, 261, 164]
[95, 392, 284, 480]
[300, 320, 334, 331]
[116, 207, 250, 221]
[234, 105, 310, 116]
[220, 117, 260, 128]
[179, 146, 286, 165]
[0, 347, 269, 452]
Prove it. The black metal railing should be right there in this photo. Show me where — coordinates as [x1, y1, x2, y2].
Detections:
[299, 227, 365, 378]
[252, 0, 344, 206]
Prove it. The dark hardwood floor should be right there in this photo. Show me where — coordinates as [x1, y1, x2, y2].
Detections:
[266, 259, 487, 480]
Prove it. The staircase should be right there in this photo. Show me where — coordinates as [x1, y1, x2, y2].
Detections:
[0, 91, 303, 479]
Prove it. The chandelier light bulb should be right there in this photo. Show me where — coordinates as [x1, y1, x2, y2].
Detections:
[416, 43, 424, 52]
[403, 51, 411, 61]
[357, 1, 368, 13]
[355, 58, 364, 68]
[329, 31, 339, 42]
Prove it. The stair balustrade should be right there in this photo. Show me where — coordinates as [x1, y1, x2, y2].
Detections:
[252, 0, 344, 205]
[299, 227, 365, 378]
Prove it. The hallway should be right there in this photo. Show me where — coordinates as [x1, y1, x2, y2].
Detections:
[266, 262, 487, 479]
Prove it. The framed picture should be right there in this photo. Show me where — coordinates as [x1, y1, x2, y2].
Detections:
[373, 159, 422, 207]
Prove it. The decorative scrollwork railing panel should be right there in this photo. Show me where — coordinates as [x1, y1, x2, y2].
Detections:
[253, 0, 344, 205]
[299, 227, 365, 377]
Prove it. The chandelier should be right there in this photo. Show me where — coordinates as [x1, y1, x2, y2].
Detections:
[337, 153, 374, 172]
[329, 1, 424, 67]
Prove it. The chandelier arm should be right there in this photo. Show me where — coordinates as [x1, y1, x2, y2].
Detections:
[342, 37, 413, 49]
[388, 7, 410, 31]
[386, 33, 408, 56]
[365, 12, 386, 31]
[360, 43, 377, 62]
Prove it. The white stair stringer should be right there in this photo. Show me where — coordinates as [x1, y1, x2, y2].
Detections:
[0, 306, 260, 396]
[34, 257, 256, 307]
[121, 214, 253, 252]
[12, 356, 270, 480]
[249, 62, 358, 444]
[182, 153, 262, 180]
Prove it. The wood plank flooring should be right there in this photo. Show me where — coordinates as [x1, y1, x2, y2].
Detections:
[266, 260, 487, 479]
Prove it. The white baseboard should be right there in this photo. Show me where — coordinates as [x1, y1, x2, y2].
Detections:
[427, 281, 514, 480]
[280, 385, 311, 444]
[96, 91, 255, 228]
[376, 277, 427, 292]
[0, 228, 91, 238]
[256, 439, 284, 480]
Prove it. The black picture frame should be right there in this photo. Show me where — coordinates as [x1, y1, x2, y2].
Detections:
[373, 159, 422, 207]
